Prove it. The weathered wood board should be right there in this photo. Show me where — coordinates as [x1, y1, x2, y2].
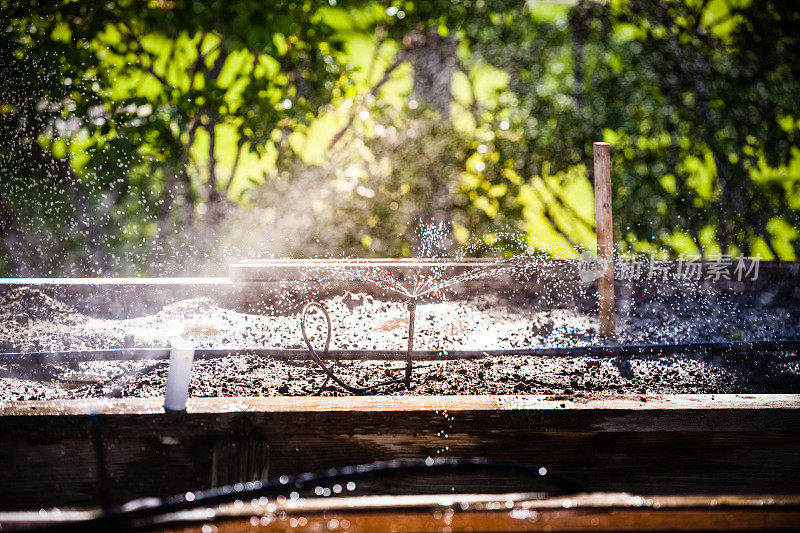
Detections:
[173, 492, 800, 532]
[2, 259, 798, 315]
[4, 493, 800, 532]
[1, 394, 798, 510]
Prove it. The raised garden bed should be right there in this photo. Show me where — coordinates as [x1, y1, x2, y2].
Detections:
[1, 260, 799, 527]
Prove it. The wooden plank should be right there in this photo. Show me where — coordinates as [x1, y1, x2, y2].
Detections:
[229, 258, 518, 284]
[3, 493, 800, 532]
[2, 394, 800, 420]
[200, 493, 800, 532]
[1, 395, 798, 509]
[593, 142, 616, 337]
[3, 260, 798, 286]
[4, 261, 799, 290]
[4, 427, 797, 507]
[182, 508, 800, 532]
[0, 277, 231, 285]
[213, 491, 800, 512]
[229, 259, 800, 282]
[1, 260, 799, 316]
[0, 277, 235, 317]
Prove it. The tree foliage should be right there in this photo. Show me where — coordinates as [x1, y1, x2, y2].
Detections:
[1, 0, 351, 273]
[1, 0, 799, 275]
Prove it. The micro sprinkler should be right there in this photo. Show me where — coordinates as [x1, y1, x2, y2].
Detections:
[300, 257, 526, 394]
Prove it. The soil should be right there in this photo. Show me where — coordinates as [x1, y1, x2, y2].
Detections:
[1, 285, 799, 400]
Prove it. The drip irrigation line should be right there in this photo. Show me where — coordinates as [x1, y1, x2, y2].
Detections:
[1, 339, 798, 365]
[30, 458, 587, 533]
[105, 362, 166, 398]
[300, 301, 406, 394]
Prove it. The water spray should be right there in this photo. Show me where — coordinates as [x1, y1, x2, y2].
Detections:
[303, 255, 532, 394]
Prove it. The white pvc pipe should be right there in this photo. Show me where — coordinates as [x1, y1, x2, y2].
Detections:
[164, 339, 195, 412]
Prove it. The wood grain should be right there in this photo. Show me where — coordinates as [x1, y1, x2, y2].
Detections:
[1, 395, 798, 510]
[175, 508, 800, 532]
[4, 493, 800, 532]
[593, 142, 615, 337]
[2, 260, 799, 316]
[3, 394, 800, 419]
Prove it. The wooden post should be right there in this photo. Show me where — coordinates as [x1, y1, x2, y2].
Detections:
[593, 142, 615, 337]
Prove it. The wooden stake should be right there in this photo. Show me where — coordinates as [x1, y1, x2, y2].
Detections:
[593, 142, 615, 336]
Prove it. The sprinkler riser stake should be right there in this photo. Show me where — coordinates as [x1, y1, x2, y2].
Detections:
[164, 341, 195, 411]
[405, 300, 416, 387]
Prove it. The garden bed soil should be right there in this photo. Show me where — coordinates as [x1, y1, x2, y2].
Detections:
[1, 286, 799, 400]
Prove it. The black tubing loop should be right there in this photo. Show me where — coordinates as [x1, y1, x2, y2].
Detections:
[32, 458, 587, 532]
[302, 302, 333, 392]
[300, 301, 405, 395]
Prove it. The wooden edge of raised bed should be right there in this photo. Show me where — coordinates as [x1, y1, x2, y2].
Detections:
[2, 394, 798, 510]
[2, 394, 799, 433]
[214, 491, 800, 513]
[2, 260, 800, 316]
[2, 492, 800, 532]
[0, 277, 231, 285]
[3, 394, 799, 416]
[229, 259, 800, 282]
[190, 503, 800, 532]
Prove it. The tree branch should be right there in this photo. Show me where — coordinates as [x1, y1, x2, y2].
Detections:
[117, 23, 172, 89]
[224, 140, 244, 193]
[328, 51, 407, 150]
[207, 114, 221, 203]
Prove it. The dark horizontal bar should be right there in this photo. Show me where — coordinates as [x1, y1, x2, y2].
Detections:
[0, 340, 798, 365]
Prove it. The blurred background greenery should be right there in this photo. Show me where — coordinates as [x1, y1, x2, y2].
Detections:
[1, 0, 798, 276]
